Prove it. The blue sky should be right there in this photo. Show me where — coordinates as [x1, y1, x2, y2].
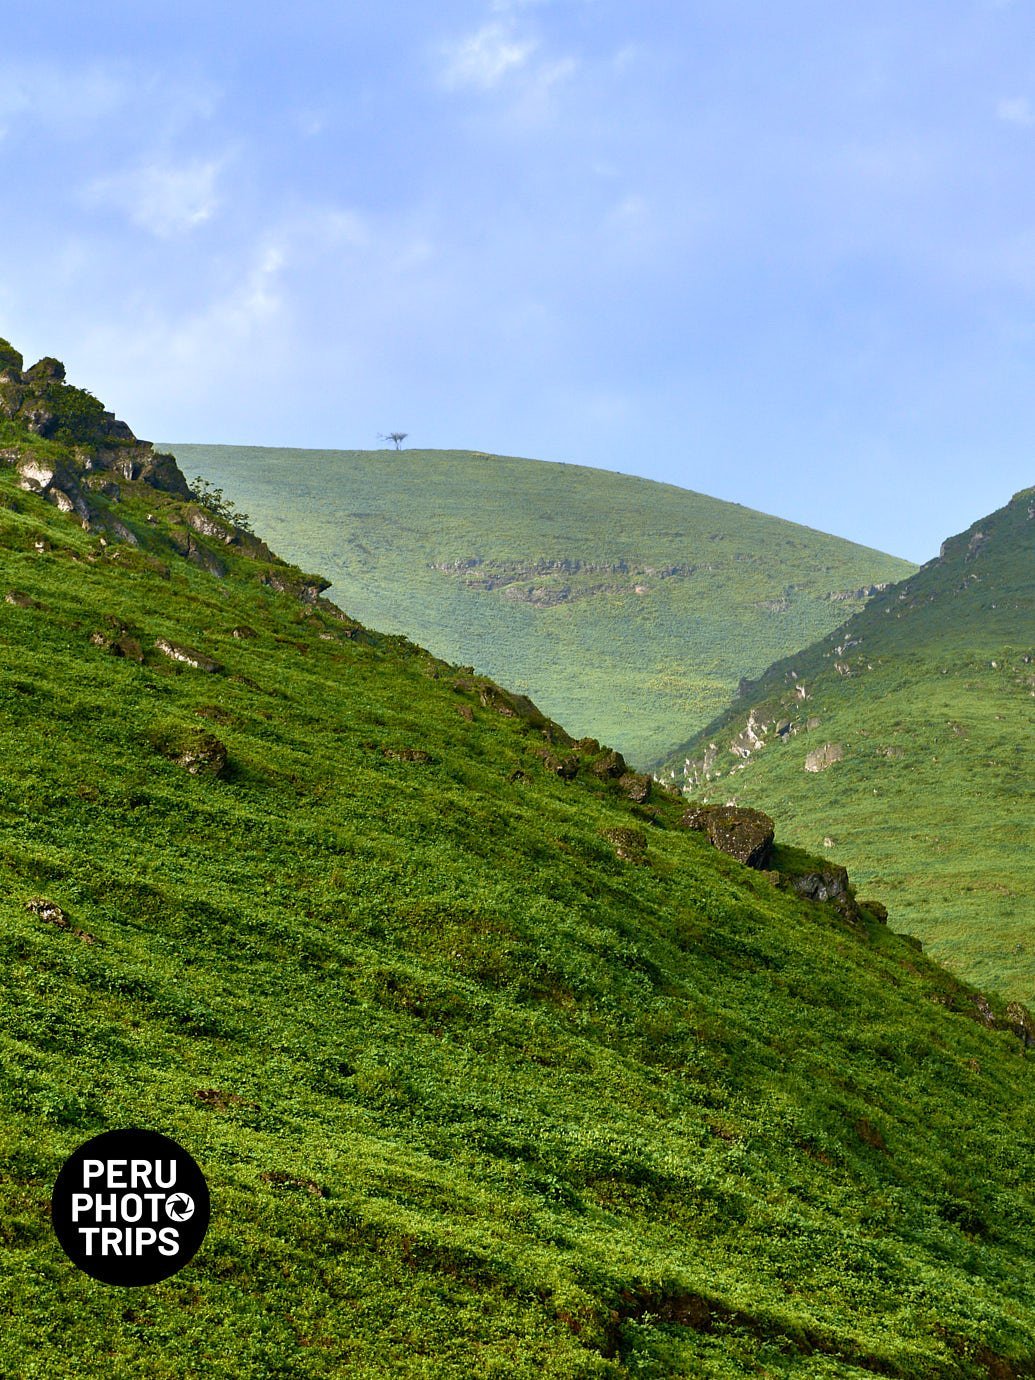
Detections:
[3, 1, 1035, 560]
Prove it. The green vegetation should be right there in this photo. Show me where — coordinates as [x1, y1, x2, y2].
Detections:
[666, 489, 1035, 1001]
[186, 475, 255, 534]
[0, 358, 1032, 1375]
[165, 444, 914, 766]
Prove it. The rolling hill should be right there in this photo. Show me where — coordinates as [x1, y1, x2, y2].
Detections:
[2, 342, 1035, 1376]
[664, 488, 1035, 1002]
[165, 444, 914, 766]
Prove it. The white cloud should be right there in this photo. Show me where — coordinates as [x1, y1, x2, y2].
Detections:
[0, 61, 217, 140]
[87, 158, 224, 238]
[997, 96, 1035, 127]
[441, 22, 538, 90]
[0, 61, 131, 132]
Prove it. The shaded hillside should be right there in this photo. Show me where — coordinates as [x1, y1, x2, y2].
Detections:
[665, 488, 1034, 1001]
[1, 348, 1034, 1376]
[166, 444, 913, 766]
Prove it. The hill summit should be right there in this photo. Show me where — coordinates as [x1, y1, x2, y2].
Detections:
[2, 342, 1035, 1376]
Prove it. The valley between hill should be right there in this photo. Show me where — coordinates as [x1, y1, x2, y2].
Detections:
[166, 444, 914, 766]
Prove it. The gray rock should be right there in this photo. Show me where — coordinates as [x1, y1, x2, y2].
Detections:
[804, 742, 844, 773]
[680, 804, 775, 868]
[154, 637, 223, 673]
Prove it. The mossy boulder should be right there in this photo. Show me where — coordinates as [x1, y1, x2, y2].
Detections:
[590, 748, 627, 779]
[150, 725, 229, 777]
[680, 803, 775, 868]
[602, 826, 647, 862]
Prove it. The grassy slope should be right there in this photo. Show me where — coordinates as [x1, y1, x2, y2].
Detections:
[665, 489, 1035, 1002]
[165, 445, 914, 767]
[0, 426, 1032, 1377]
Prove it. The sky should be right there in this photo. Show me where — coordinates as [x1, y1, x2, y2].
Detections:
[3, 1, 1035, 561]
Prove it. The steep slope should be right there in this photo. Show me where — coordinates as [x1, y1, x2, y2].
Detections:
[1, 346, 1034, 1377]
[665, 489, 1035, 1001]
[166, 444, 914, 766]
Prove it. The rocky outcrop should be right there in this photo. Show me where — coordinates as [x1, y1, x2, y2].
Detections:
[261, 569, 332, 603]
[618, 771, 651, 803]
[590, 748, 628, 779]
[90, 629, 144, 662]
[542, 751, 580, 780]
[154, 638, 223, 673]
[804, 742, 844, 773]
[785, 863, 851, 904]
[0, 341, 190, 502]
[680, 804, 775, 868]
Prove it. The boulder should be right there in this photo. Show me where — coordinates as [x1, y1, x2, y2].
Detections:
[174, 731, 229, 777]
[26, 896, 70, 926]
[680, 804, 775, 869]
[154, 637, 223, 673]
[602, 826, 647, 862]
[804, 742, 844, 773]
[543, 752, 580, 780]
[591, 748, 628, 779]
[618, 771, 651, 803]
[786, 864, 851, 903]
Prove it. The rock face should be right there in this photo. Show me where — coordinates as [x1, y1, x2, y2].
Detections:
[154, 638, 223, 673]
[786, 864, 851, 904]
[804, 742, 844, 773]
[591, 749, 628, 779]
[680, 804, 775, 869]
[0, 335, 199, 548]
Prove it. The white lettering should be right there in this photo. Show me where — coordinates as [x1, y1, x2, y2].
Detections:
[94, 1194, 118, 1222]
[121, 1193, 142, 1222]
[71, 1193, 92, 1222]
[154, 1160, 176, 1189]
[158, 1227, 179, 1255]
[101, 1227, 122, 1255]
[82, 1160, 105, 1186]
[79, 1226, 101, 1255]
[130, 1160, 153, 1189]
[107, 1160, 127, 1187]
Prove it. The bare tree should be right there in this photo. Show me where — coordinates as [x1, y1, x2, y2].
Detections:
[379, 432, 408, 450]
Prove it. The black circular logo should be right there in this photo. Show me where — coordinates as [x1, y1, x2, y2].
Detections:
[51, 1129, 210, 1286]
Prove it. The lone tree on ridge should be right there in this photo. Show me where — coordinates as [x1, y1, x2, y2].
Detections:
[379, 432, 408, 450]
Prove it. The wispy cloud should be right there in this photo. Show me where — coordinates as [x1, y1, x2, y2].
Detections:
[440, 22, 538, 90]
[0, 61, 132, 133]
[997, 96, 1035, 126]
[86, 157, 225, 238]
[0, 60, 217, 140]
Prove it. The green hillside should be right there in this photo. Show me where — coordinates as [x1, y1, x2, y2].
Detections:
[165, 444, 914, 766]
[665, 489, 1035, 1001]
[2, 345, 1035, 1377]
